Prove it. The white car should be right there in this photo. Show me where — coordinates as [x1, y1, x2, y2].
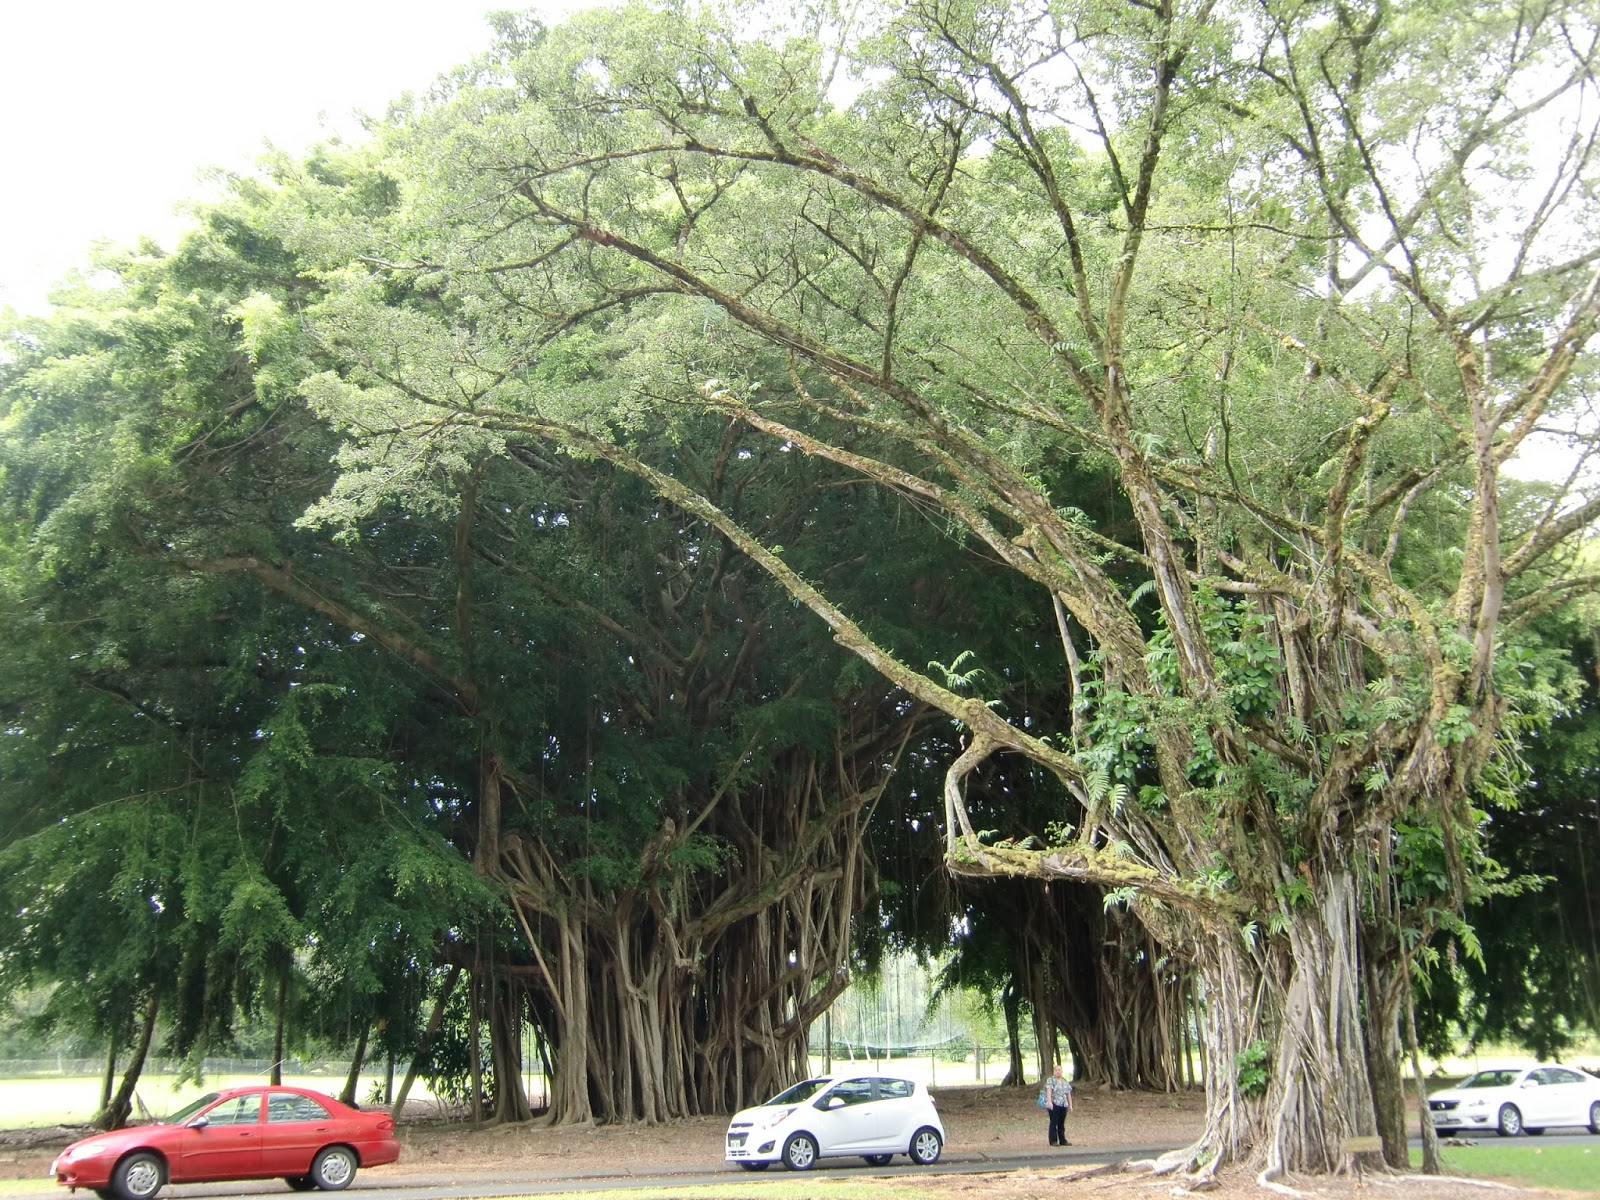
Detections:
[1428, 1064, 1600, 1137]
[724, 1074, 945, 1170]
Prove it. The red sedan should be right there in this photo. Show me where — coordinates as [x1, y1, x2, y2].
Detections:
[50, 1086, 400, 1200]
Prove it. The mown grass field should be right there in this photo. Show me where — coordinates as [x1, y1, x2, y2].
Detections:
[1421, 1142, 1600, 1193]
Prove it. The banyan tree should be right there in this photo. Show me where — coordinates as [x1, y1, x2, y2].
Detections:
[268, 0, 1600, 1180]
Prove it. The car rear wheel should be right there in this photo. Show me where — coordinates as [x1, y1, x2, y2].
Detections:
[284, 1176, 317, 1191]
[909, 1126, 943, 1166]
[1496, 1104, 1523, 1137]
[310, 1146, 358, 1191]
[1589, 1101, 1600, 1135]
[112, 1152, 165, 1200]
[863, 1154, 893, 1166]
[782, 1133, 818, 1171]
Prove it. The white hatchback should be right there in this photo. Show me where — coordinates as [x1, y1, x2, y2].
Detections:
[1428, 1064, 1600, 1137]
[724, 1074, 945, 1171]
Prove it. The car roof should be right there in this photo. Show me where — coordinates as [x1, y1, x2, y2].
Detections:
[207, 1084, 339, 1099]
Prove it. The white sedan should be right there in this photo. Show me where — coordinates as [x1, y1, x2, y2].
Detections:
[1428, 1064, 1600, 1137]
[724, 1074, 945, 1170]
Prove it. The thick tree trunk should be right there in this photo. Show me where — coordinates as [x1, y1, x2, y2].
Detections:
[488, 977, 534, 1123]
[1163, 872, 1380, 1180]
[1360, 834, 1412, 1168]
[98, 994, 158, 1131]
[1361, 947, 1408, 1167]
[542, 913, 593, 1125]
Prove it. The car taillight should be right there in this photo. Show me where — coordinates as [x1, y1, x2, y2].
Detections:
[377, 1119, 394, 1132]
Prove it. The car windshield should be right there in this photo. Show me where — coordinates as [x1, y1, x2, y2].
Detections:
[164, 1093, 222, 1124]
[766, 1079, 830, 1105]
[1459, 1071, 1520, 1089]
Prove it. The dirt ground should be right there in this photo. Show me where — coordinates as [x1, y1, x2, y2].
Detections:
[1, 1084, 1576, 1200]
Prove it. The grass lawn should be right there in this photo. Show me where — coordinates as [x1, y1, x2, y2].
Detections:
[1417, 1142, 1600, 1193]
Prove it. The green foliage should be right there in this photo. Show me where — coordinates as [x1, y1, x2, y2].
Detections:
[4, 0, 1600, 1146]
[1234, 1040, 1271, 1098]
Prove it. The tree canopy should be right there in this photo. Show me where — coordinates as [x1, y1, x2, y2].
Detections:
[238, 0, 1599, 1176]
[3, 0, 1599, 1183]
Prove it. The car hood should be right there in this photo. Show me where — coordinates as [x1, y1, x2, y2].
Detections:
[1428, 1084, 1511, 1104]
[54, 1124, 173, 1160]
[727, 1101, 802, 1125]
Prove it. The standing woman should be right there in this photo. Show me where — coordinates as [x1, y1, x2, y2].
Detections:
[1045, 1064, 1074, 1145]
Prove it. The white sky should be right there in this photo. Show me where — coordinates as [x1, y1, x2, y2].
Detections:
[0, 1, 597, 314]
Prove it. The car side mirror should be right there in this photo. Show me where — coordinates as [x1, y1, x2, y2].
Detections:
[824, 1096, 847, 1109]
[186, 1116, 210, 1129]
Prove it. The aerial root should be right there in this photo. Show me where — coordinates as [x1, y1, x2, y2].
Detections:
[1255, 1166, 1312, 1197]
[1145, 1140, 1208, 1177]
[1057, 1159, 1137, 1182]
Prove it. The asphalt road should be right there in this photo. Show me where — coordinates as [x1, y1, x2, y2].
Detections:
[28, 1142, 1182, 1200]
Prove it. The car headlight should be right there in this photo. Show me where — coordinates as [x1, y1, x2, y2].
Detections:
[66, 1144, 114, 1161]
[1465, 1100, 1486, 1109]
[756, 1107, 796, 1128]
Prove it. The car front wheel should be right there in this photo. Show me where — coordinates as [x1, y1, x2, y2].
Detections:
[1496, 1104, 1523, 1137]
[112, 1152, 165, 1200]
[310, 1146, 358, 1191]
[909, 1126, 943, 1166]
[782, 1133, 818, 1171]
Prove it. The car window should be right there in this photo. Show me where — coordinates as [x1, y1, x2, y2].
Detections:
[1461, 1071, 1516, 1088]
[877, 1078, 914, 1100]
[267, 1093, 331, 1122]
[205, 1093, 263, 1125]
[825, 1079, 875, 1106]
[167, 1093, 222, 1124]
[769, 1079, 829, 1105]
[1546, 1069, 1583, 1085]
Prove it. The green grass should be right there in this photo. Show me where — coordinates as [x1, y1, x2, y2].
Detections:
[1415, 1142, 1600, 1193]
[0, 1182, 56, 1197]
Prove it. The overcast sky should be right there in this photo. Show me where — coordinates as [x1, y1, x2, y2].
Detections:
[0, 1, 598, 314]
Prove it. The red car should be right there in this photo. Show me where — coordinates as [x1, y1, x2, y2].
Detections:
[50, 1086, 400, 1200]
